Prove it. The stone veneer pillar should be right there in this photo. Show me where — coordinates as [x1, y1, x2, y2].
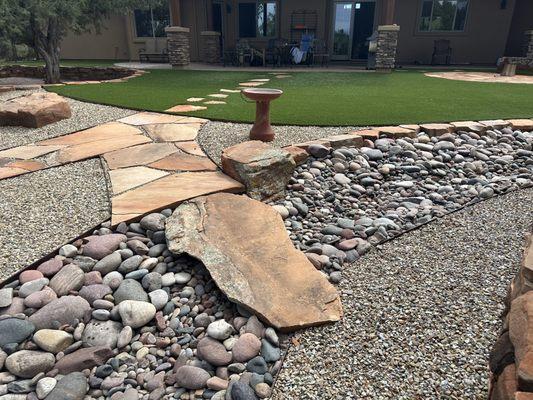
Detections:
[525, 30, 533, 58]
[165, 26, 190, 67]
[375, 25, 400, 73]
[200, 31, 221, 64]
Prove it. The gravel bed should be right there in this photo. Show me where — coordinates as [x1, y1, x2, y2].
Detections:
[272, 187, 533, 400]
[197, 121, 366, 165]
[0, 88, 136, 150]
[0, 159, 110, 281]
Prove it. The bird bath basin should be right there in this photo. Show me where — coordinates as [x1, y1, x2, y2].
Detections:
[241, 88, 283, 142]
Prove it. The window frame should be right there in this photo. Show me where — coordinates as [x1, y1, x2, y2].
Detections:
[417, 0, 470, 34]
[237, 0, 278, 40]
[133, 3, 171, 39]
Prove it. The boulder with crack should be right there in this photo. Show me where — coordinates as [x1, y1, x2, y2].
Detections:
[166, 192, 342, 332]
[0, 92, 71, 128]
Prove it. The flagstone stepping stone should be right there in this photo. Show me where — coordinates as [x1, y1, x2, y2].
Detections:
[174, 116, 209, 124]
[39, 122, 143, 146]
[6, 160, 46, 171]
[56, 134, 151, 164]
[118, 112, 186, 126]
[166, 105, 208, 113]
[103, 142, 177, 170]
[175, 141, 208, 157]
[204, 101, 226, 105]
[111, 172, 244, 224]
[0, 144, 63, 160]
[399, 124, 420, 132]
[166, 193, 342, 331]
[479, 119, 509, 130]
[144, 123, 201, 142]
[275, 75, 291, 78]
[208, 94, 228, 98]
[507, 119, 533, 131]
[0, 167, 30, 179]
[0, 92, 71, 128]
[419, 123, 454, 136]
[377, 126, 417, 139]
[109, 166, 169, 195]
[450, 121, 487, 133]
[149, 152, 217, 172]
[187, 97, 205, 102]
[220, 89, 240, 93]
[250, 79, 270, 82]
[239, 82, 265, 87]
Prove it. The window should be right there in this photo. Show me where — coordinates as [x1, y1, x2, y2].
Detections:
[239, 1, 277, 38]
[419, 0, 469, 32]
[134, 3, 170, 38]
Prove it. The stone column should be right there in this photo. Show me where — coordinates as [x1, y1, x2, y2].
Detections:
[375, 25, 400, 73]
[200, 31, 221, 64]
[525, 30, 533, 58]
[165, 26, 190, 67]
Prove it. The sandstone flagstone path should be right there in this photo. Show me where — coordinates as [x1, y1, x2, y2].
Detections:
[0, 109, 244, 226]
[425, 71, 533, 84]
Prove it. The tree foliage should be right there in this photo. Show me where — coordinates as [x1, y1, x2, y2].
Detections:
[0, 0, 166, 82]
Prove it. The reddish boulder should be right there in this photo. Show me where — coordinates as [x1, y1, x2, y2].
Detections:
[0, 92, 71, 128]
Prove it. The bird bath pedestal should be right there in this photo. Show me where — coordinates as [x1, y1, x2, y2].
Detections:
[241, 88, 283, 142]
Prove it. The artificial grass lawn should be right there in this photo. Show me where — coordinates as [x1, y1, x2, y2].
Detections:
[48, 69, 533, 126]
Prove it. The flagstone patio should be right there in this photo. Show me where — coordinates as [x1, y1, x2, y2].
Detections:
[0, 110, 244, 226]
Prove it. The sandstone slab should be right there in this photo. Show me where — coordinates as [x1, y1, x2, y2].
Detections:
[221, 141, 296, 201]
[326, 134, 365, 149]
[507, 119, 533, 131]
[103, 142, 177, 170]
[0, 92, 71, 128]
[166, 105, 207, 113]
[0, 167, 28, 179]
[111, 172, 244, 223]
[282, 146, 309, 165]
[377, 126, 417, 138]
[38, 122, 142, 146]
[479, 119, 510, 130]
[166, 193, 342, 331]
[144, 123, 201, 142]
[117, 112, 186, 126]
[149, 152, 217, 172]
[108, 166, 169, 195]
[450, 121, 487, 133]
[175, 141, 207, 157]
[510, 291, 533, 363]
[419, 123, 454, 136]
[0, 145, 63, 160]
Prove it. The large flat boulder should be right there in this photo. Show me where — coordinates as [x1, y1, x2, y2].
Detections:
[0, 92, 71, 128]
[166, 193, 342, 332]
[221, 141, 295, 201]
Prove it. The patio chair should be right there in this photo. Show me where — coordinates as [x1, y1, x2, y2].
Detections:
[311, 39, 329, 67]
[431, 39, 452, 65]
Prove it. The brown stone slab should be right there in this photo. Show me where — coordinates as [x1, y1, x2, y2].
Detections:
[509, 291, 533, 363]
[174, 116, 209, 124]
[103, 143, 177, 170]
[166, 105, 208, 113]
[175, 141, 207, 157]
[326, 134, 364, 149]
[0, 92, 71, 128]
[149, 153, 217, 172]
[166, 193, 342, 332]
[507, 119, 533, 131]
[39, 122, 142, 146]
[419, 123, 454, 136]
[8, 160, 46, 171]
[0, 144, 64, 160]
[479, 119, 510, 130]
[117, 112, 186, 126]
[377, 126, 417, 138]
[283, 146, 309, 165]
[450, 121, 487, 133]
[112, 171, 244, 217]
[350, 129, 380, 140]
[108, 166, 169, 195]
[144, 123, 201, 142]
[399, 124, 421, 133]
[57, 135, 152, 164]
[0, 167, 29, 179]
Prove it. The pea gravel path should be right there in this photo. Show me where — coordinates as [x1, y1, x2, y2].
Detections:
[272, 188, 533, 400]
[198, 121, 365, 165]
[0, 88, 136, 150]
[0, 159, 110, 281]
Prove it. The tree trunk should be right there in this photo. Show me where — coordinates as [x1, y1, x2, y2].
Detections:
[31, 16, 62, 84]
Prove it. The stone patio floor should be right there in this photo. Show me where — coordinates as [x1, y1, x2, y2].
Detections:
[425, 71, 533, 84]
[0, 111, 244, 226]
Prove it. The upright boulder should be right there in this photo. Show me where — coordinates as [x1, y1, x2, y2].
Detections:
[221, 141, 295, 201]
[166, 193, 342, 332]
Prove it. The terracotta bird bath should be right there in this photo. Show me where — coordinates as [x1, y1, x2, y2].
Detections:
[241, 88, 283, 142]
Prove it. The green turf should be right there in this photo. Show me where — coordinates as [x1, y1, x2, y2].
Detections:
[47, 69, 533, 126]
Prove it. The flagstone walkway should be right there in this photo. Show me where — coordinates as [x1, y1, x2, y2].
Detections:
[425, 71, 533, 84]
[0, 110, 244, 226]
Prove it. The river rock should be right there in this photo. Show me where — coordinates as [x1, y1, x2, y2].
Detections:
[0, 318, 35, 346]
[5, 351, 55, 378]
[232, 333, 261, 362]
[29, 296, 91, 330]
[36, 377, 57, 399]
[231, 381, 259, 400]
[113, 279, 148, 303]
[166, 193, 342, 332]
[140, 213, 166, 231]
[78, 284, 112, 305]
[82, 319, 122, 348]
[36, 259, 63, 277]
[207, 319, 234, 340]
[196, 337, 232, 366]
[118, 300, 156, 328]
[33, 329, 73, 353]
[174, 366, 210, 390]
[54, 347, 113, 374]
[82, 234, 126, 260]
[23, 287, 57, 309]
[49, 264, 85, 296]
[45, 372, 87, 400]
[92, 252, 122, 275]
[0, 288, 13, 308]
